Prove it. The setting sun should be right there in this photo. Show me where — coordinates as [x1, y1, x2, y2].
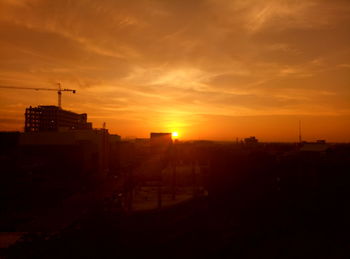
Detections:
[0, 0, 349, 143]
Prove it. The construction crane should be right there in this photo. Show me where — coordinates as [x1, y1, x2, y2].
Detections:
[0, 83, 76, 108]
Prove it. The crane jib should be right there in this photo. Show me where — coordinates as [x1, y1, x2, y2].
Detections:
[0, 85, 76, 108]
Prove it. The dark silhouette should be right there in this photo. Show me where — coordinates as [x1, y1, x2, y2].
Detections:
[25, 105, 91, 132]
[1, 106, 350, 258]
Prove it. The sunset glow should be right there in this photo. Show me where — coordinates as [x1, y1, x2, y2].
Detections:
[0, 0, 350, 141]
[2, 1, 350, 255]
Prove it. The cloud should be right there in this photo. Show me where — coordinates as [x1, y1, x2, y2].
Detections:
[0, 0, 350, 140]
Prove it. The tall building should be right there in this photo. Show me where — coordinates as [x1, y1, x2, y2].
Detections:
[25, 105, 92, 132]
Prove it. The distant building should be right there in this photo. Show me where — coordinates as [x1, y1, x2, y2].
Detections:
[25, 105, 92, 132]
[150, 133, 172, 146]
[19, 129, 121, 177]
[110, 134, 122, 142]
[150, 133, 172, 154]
[135, 138, 150, 143]
[300, 142, 330, 153]
[244, 136, 258, 144]
[20, 105, 122, 177]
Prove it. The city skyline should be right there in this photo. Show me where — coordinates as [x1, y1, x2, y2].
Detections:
[0, 0, 350, 141]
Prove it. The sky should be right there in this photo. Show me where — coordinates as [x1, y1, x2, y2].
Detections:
[0, 0, 349, 141]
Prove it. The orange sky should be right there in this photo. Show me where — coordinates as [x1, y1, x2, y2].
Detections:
[0, 0, 349, 142]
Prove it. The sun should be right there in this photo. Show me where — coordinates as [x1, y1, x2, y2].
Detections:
[172, 132, 179, 138]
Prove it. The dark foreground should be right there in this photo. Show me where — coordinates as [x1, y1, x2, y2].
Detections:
[4, 192, 350, 258]
[2, 142, 350, 258]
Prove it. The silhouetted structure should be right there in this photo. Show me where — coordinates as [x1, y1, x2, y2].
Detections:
[3, 105, 350, 259]
[244, 136, 258, 144]
[25, 105, 92, 132]
[2, 133, 350, 258]
[300, 141, 330, 153]
[20, 129, 121, 177]
[150, 132, 172, 148]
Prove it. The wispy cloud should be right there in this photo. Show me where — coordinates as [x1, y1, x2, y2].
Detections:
[0, 0, 350, 140]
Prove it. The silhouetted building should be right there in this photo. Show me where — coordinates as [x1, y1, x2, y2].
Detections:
[110, 134, 122, 142]
[150, 133, 172, 155]
[19, 129, 121, 177]
[244, 136, 258, 144]
[25, 105, 92, 132]
[300, 142, 330, 153]
[150, 133, 172, 146]
[135, 138, 150, 143]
